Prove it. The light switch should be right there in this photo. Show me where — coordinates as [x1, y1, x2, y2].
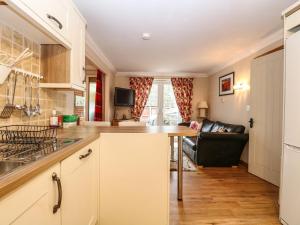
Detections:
[246, 105, 251, 112]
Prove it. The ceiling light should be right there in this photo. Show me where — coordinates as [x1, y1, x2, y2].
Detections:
[142, 33, 151, 40]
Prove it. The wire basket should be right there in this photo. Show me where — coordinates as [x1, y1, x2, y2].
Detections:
[0, 142, 57, 162]
[0, 125, 57, 144]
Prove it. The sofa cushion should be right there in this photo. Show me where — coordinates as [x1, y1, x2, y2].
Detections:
[183, 136, 197, 151]
[223, 122, 245, 133]
[189, 121, 201, 131]
[200, 119, 215, 132]
[211, 121, 245, 133]
[210, 121, 224, 132]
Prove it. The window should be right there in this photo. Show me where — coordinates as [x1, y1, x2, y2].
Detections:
[140, 79, 182, 126]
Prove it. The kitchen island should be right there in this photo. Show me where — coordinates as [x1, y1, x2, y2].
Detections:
[0, 125, 196, 225]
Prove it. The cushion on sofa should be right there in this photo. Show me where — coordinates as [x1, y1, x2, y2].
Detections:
[182, 136, 197, 151]
[189, 121, 201, 131]
[211, 121, 245, 133]
[200, 119, 214, 132]
[210, 121, 224, 132]
[222, 122, 245, 133]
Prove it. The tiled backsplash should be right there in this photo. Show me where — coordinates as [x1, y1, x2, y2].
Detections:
[0, 22, 68, 126]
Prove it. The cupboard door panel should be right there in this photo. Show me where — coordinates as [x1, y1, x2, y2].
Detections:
[280, 145, 300, 225]
[0, 164, 61, 225]
[284, 31, 300, 147]
[61, 140, 98, 225]
[69, 5, 86, 89]
[99, 133, 170, 225]
[10, 0, 69, 44]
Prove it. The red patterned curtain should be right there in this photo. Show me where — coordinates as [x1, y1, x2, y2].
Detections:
[129, 77, 154, 119]
[95, 70, 104, 121]
[171, 78, 193, 122]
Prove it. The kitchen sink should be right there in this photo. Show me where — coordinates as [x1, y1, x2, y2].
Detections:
[0, 161, 25, 175]
[0, 138, 82, 176]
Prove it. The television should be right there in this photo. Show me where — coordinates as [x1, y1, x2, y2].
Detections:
[114, 87, 135, 107]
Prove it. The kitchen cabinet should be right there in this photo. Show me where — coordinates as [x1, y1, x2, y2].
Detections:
[40, 2, 87, 91]
[99, 133, 170, 225]
[68, 3, 86, 90]
[0, 163, 61, 225]
[61, 140, 98, 225]
[6, 0, 86, 91]
[0, 138, 100, 225]
[284, 30, 300, 147]
[6, 0, 71, 47]
[280, 145, 300, 225]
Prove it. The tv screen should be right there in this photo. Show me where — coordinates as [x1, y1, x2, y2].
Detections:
[114, 87, 135, 107]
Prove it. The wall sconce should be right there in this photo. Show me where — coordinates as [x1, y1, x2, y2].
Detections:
[233, 83, 250, 91]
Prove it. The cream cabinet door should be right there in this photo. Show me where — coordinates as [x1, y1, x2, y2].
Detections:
[0, 164, 61, 225]
[21, 0, 69, 38]
[284, 31, 300, 147]
[61, 140, 99, 225]
[99, 133, 170, 225]
[7, 0, 70, 46]
[69, 4, 86, 90]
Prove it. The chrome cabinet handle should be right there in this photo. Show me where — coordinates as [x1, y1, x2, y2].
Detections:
[52, 172, 62, 214]
[79, 149, 92, 160]
[47, 14, 63, 30]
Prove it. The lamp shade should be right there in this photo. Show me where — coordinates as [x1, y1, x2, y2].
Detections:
[198, 101, 208, 109]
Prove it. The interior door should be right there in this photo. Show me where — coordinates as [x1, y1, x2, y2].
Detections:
[248, 49, 283, 186]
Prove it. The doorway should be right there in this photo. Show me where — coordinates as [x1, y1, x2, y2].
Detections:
[140, 79, 182, 126]
[85, 57, 105, 121]
[87, 77, 96, 121]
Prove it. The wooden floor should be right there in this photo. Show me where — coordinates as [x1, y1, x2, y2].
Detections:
[170, 166, 280, 225]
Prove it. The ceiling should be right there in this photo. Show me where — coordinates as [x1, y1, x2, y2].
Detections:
[74, 0, 296, 74]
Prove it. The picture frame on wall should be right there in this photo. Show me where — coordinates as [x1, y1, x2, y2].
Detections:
[219, 72, 235, 96]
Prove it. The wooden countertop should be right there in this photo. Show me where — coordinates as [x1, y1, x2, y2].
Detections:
[0, 125, 196, 198]
[94, 125, 198, 137]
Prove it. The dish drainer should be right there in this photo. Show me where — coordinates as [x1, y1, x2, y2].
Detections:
[0, 125, 57, 144]
[0, 142, 57, 162]
[0, 125, 57, 162]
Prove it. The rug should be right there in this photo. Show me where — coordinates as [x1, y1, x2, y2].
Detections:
[170, 143, 197, 172]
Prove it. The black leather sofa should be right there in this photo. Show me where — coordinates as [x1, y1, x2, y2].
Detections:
[180, 119, 249, 167]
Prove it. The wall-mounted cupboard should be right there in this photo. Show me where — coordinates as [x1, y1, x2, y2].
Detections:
[4, 0, 86, 91]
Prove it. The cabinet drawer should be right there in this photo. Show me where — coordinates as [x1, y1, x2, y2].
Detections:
[61, 143, 95, 176]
